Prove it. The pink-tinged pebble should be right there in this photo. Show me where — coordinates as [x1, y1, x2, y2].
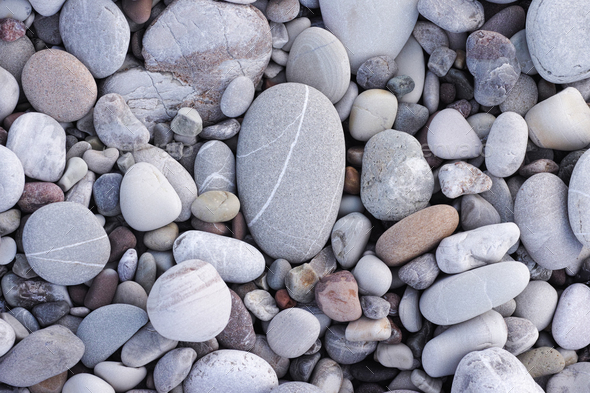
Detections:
[0, 18, 26, 42]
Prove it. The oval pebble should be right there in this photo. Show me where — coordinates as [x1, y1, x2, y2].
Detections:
[220, 76, 256, 118]
[94, 361, 147, 392]
[190, 191, 240, 223]
[267, 308, 320, 358]
[0, 145, 24, 213]
[62, 374, 115, 393]
[485, 111, 528, 178]
[552, 283, 590, 350]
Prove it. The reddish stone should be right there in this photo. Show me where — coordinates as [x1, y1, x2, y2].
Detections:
[231, 211, 247, 240]
[29, 371, 68, 393]
[315, 271, 362, 322]
[17, 182, 64, 213]
[344, 166, 360, 195]
[68, 284, 88, 306]
[191, 216, 231, 236]
[346, 146, 364, 168]
[217, 290, 256, 351]
[446, 99, 471, 118]
[0, 127, 7, 146]
[0, 18, 26, 42]
[122, 0, 153, 24]
[84, 268, 119, 310]
[382, 318, 403, 345]
[275, 289, 296, 309]
[3, 112, 24, 130]
[518, 159, 559, 178]
[107, 226, 137, 264]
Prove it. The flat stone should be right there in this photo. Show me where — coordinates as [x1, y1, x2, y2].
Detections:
[360, 296, 390, 320]
[120, 322, 178, 368]
[427, 108, 482, 159]
[513, 281, 558, 331]
[122, 0, 152, 24]
[461, 194, 501, 231]
[428, 46, 457, 77]
[0, 145, 24, 213]
[419, 262, 530, 325]
[499, 74, 538, 116]
[417, 0, 484, 33]
[324, 325, 377, 365]
[200, 119, 241, 141]
[396, 35, 426, 104]
[267, 259, 291, 290]
[374, 342, 414, 369]
[191, 191, 240, 223]
[376, 205, 459, 266]
[515, 173, 583, 270]
[349, 90, 398, 142]
[0, 325, 84, 387]
[153, 348, 197, 393]
[504, 317, 538, 357]
[194, 140, 236, 194]
[412, 21, 449, 55]
[398, 253, 440, 290]
[94, 361, 147, 392]
[1, 273, 71, 309]
[267, 308, 320, 358]
[393, 103, 429, 135]
[485, 112, 528, 178]
[236, 83, 345, 263]
[31, 301, 70, 327]
[22, 49, 97, 122]
[0, 318, 14, 357]
[113, 280, 147, 310]
[147, 260, 231, 342]
[315, 271, 362, 322]
[93, 173, 122, 217]
[518, 347, 565, 378]
[76, 304, 148, 368]
[552, 283, 590, 350]
[0, 35, 34, 86]
[451, 347, 543, 393]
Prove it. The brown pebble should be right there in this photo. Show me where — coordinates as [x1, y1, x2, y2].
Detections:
[231, 211, 247, 240]
[315, 271, 362, 322]
[382, 318, 403, 345]
[0, 127, 7, 146]
[232, 282, 258, 301]
[549, 269, 566, 287]
[17, 182, 64, 213]
[518, 159, 559, 178]
[122, 0, 153, 24]
[344, 166, 360, 195]
[68, 284, 88, 306]
[29, 371, 68, 393]
[0, 18, 26, 42]
[84, 268, 119, 310]
[376, 205, 459, 266]
[2, 112, 23, 130]
[107, 226, 137, 264]
[131, 29, 144, 60]
[275, 289, 296, 309]
[347, 146, 364, 168]
[191, 216, 232, 236]
[439, 83, 456, 104]
[217, 290, 256, 351]
[382, 293, 400, 317]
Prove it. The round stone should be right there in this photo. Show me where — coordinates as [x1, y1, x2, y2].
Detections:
[147, 259, 231, 342]
[315, 271, 362, 322]
[267, 308, 320, 358]
[513, 281, 558, 331]
[0, 145, 24, 213]
[93, 173, 122, 217]
[547, 363, 590, 393]
[427, 108, 482, 159]
[552, 283, 590, 350]
[28, 0, 66, 17]
[352, 255, 392, 297]
[236, 83, 345, 263]
[504, 317, 538, 357]
[485, 112, 528, 178]
[0, 35, 35, 84]
[23, 202, 110, 286]
[191, 191, 240, 223]
[356, 55, 398, 90]
[184, 350, 278, 393]
[60, 0, 129, 78]
[120, 322, 178, 368]
[154, 348, 197, 393]
[220, 76, 256, 118]
[122, 0, 152, 24]
[94, 361, 147, 392]
[499, 74, 538, 116]
[349, 89, 398, 142]
[517, 347, 565, 379]
[286, 27, 350, 104]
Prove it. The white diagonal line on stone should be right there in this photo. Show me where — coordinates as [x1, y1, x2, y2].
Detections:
[26, 234, 108, 256]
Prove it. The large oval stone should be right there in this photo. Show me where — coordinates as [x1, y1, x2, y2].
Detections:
[142, 0, 271, 124]
[552, 283, 590, 350]
[526, 0, 590, 83]
[236, 83, 345, 263]
[569, 150, 590, 248]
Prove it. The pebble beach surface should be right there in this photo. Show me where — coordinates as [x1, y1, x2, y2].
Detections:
[0, 0, 590, 392]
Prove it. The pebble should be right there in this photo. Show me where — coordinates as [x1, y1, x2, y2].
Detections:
[0, 35, 34, 86]
[286, 27, 350, 104]
[0, 209, 20, 237]
[271, 382, 323, 393]
[266, 0, 299, 23]
[376, 204, 459, 266]
[220, 76, 255, 118]
[113, 281, 148, 310]
[387, 75, 416, 100]
[0, 67, 18, 124]
[122, 0, 152, 24]
[438, 161, 492, 199]
[525, 87, 590, 151]
[320, 0, 418, 73]
[217, 289, 256, 351]
[170, 107, 203, 138]
[94, 361, 147, 392]
[21, 49, 97, 123]
[310, 358, 343, 393]
[422, 310, 507, 377]
[250, 334, 290, 378]
[191, 191, 240, 223]
[420, 262, 530, 325]
[57, 157, 88, 192]
[361, 130, 433, 221]
[93, 93, 150, 151]
[352, 255, 392, 296]
[485, 112, 528, 177]
[153, 348, 196, 393]
[84, 268, 118, 310]
[93, 173, 122, 217]
[356, 56, 398, 90]
[0, 145, 24, 213]
[510, 29, 536, 75]
[7, 112, 66, 182]
[360, 296, 390, 320]
[120, 322, 178, 368]
[396, 36, 426, 104]
[142, 223, 178, 252]
[518, 347, 565, 378]
[374, 342, 414, 370]
[82, 148, 119, 175]
[334, 82, 358, 122]
[31, 301, 69, 327]
[173, 230, 265, 283]
[513, 280, 557, 331]
[345, 316, 391, 342]
[0, 318, 14, 357]
[349, 89, 398, 142]
[199, 119, 241, 141]
[499, 74, 538, 116]
[23, 202, 110, 286]
[504, 317, 539, 357]
[461, 194, 501, 231]
[0, 325, 84, 387]
[315, 271, 362, 322]
[418, 0, 483, 33]
[62, 374, 115, 393]
[117, 249, 138, 282]
[515, 173, 583, 270]
[330, 212, 372, 270]
[398, 253, 440, 290]
[267, 308, 320, 358]
[194, 140, 236, 195]
[236, 83, 344, 263]
[0, 0, 32, 21]
[147, 260, 231, 342]
[428, 47, 457, 77]
[284, 263, 318, 303]
[552, 283, 590, 350]
[412, 21, 449, 55]
[427, 108, 482, 159]
[245, 289, 279, 322]
[451, 347, 543, 393]
[568, 150, 590, 248]
[546, 363, 590, 393]
[325, 324, 377, 365]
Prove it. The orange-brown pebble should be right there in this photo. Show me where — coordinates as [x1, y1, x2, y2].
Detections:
[232, 211, 247, 240]
[29, 371, 68, 393]
[122, 0, 153, 24]
[376, 204, 459, 266]
[346, 146, 364, 167]
[275, 289, 296, 309]
[344, 166, 360, 195]
[315, 271, 362, 322]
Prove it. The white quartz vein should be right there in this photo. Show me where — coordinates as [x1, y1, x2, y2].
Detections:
[26, 234, 108, 256]
[248, 86, 310, 226]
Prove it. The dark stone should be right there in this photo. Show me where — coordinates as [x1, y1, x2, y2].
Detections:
[216, 290, 256, 351]
[17, 182, 64, 213]
[442, 69, 474, 100]
[1, 274, 70, 309]
[479, 6, 525, 38]
[406, 320, 435, 358]
[108, 226, 136, 264]
[351, 360, 399, 382]
[31, 301, 70, 327]
[439, 83, 456, 105]
[32, 14, 62, 45]
[68, 284, 88, 306]
[386, 75, 415, 99]
[93, 173, 122, 217]
[84, 269, 119, 310]
[382, 293, 400, 317]
[356, 56, 398, 90]
[446, 99, 472, 118]
[393, 103, 429, 136]
[289, 352, 321, 382]
[558, 150, 586, 186]
[360, 296, 390, 320]
[355, 383, 387, 393]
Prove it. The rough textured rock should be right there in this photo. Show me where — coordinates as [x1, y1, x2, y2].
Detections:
[142, 0, 271, 124]
[417, 0, 484, 33]
[236, 83, 345, 263]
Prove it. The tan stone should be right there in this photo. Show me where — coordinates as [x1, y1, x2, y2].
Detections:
[517, 347, 565, 378]
[315, 271, 362, 322]
[29, 371, 68, 393]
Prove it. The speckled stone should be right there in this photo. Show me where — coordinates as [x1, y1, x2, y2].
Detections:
[21, 49, 97, 122]
[324, 325, 377, 365]
[236, 83, 345, 263]
[17, 182, 62, 217]
[504, 317, 538, 357]
[200, 119, 241, 141]
[417, 0, 483, 33]
[0, 35, 35, 84]
[498, 74, 538, 116]
[518, 347, 565, 378]
[398, 253, 440, 290]
[1, 273, 71, 309]
[438, 161, 492, 199]
[217, 290, 256, 351]
[412, 21, 449, 55]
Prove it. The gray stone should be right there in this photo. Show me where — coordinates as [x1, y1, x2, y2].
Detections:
[461, 194, 501, 231]
[290, 353, 321, 382]
[387, 75, 416, 100]
[480, 172, 514, 224]
[236, 83, 345, 263]
[267, 308, 320, 358]
[417, 0, 484, 33]
[349, 89, 399, 142]
[93, 93, 150, 151]
[220, 76, 255, 118]
[1, 273, 71, 308]
[412, 21, 449, 55]
[199, 119, 241, 141]
[451, 347, 543, 393]
[546, 363, 590, 393]
[6, 113, 66, 182]
[173, 231, 265, 283]
[504, 317, 539, 357]
[135, 252, 157, 295]
[334, 81, 358, 122]
[361, 130, 433, 221]
[0, 209, 20, 236]
[244, 289, 279, 321]
[427, 108, 482, 159]
[356, 56, 397, 90]
[0, 146, 24, 213]
[374, 342, 414, 369]
[485, 112, 528, 178]
[510, 29, 536, 75]
[0, 312, 27, 341]
[82, 148, 119, 175]
[0, 36, 35, 84]
[154, 348, 197, 393]
[267, 259, 291, 290]
[65, 170, 95, 208]
[422, 71, 439, 114]
[194, 140, 236, 194]
[568, 149, 590, 248]
[398, 253, 440, 290]
[142, 0, 271, 124]
[360, 296, 390, 320]
[419, 262, 530, 325]
[183, 350, 278, 393]
[29, 0, 65, 17]
[270, 21, 288, 49]
[0, 318, 14, 357]
[0, 325, 84, 388]
[319, 0, 418, 73]
[32, 14, 62, 45]
[60, 0, 129, 78]
[113, 281, 148, 310]
[170, 107, 203, 138]
[324, 325, 377, 365]
[514, 281, 558, 331]
[515, 173, 583, 270]
[93, 173, 122, 217]
[77, 304, 148, 368]
[499, 74, 538, 116]
[191, 191, 240, 222]
[393, 103, 429, 135]
[0, 67, 18, 124]
[271, 382, 323, 393]
[438, 161, 492, 199]
[310, 358, 342, 393]
[8, 307, 40, 332]
[143, 223, 178, 252]
[118, 248, 138, 282]
[121, 322, 178, 368]
[57, 157, 88, 192]
[552, 283, 590, 350]
[399, 286, 422, 333]
[250, 334, 290, 379]
[330, 212, 372, 269]
[493, 299, 516, 318]
[428, 47, 457, 77]
[31, 301, 70, 327]
[11, 254, 36, 279]
[526, 0, 590, 83]
[352, 255, 392, 297]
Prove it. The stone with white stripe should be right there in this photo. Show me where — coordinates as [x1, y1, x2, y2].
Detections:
[194, 140, 236, 194]
[22, 202, 111, 286]
[236, 83, 345, 263]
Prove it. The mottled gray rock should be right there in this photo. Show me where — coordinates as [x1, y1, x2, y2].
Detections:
[309, 358, 343, 393]
[1, 273, 71, 309]
[461, 194, 501, 231]
[331, 212, 372, 269]
[0, 35, 35, 84]
[546, 363, 590, 393]
[60, 0, 129, 78]
[499, 74, 538, 116]
[8, 307, 40, 332]
[514, 281, 557, 331]
[515, 173, 583, 270]
[31, 301, 70, 327]
[356, 55, 397, 90]
[220, 76, 255, 118]
[194, 141, 236, 194]
[32, 14, 62, 45]
[451, 347, 543, 393]
[526, 0, 590, 83]
[183, 350, 278, 393]
[427, 108, 482, 159]
[361, 130, 433, 221]
[393, 103, 429, 136]
[480, 172, 514, 225]
[360, 296, 390, 320]
[244, 289, 279, 321]
[290, 353, 321, 382]
[121, 322, 178, 368]
[324, 325, 377, 365]
[0, 145, 24, 213]
[236, 83, 345, 263]
[0, 209, 20, 237]
[485, 112, 528, 178]
[552, 284, 590, 350]
[438, 161, 492, 199]
[6, 112, 66, 182]
[77, 304, 148, 368]
[417, 0, 484, 33]
[399, 286, 422, 333]
[0, 325, 84, 388]
[504, 317, 538, 356]
[412, 21, 449, 55]
[93, 173, 122, 217]
[23, 202, 110, 286]
[398, 253, 439, 290]
[428, 47, 457, 77]
[200, 119, 241, 141]
[93, 93, 150, 151]
[142, 0, 271, 124]
[154, 348, 196, 393]
[420, 262, 530, 325]
[173, 231, 265, 283]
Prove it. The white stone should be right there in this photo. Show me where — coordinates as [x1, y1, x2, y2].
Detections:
[267, 308, 320, 358]
[28, 0, 66, 16]
[352, 255, 392, 296]
[63, 374, 115, 393]
[485, 112, 528, 178]
[345, 317, 391, 342]
[331, 212, 372, 269]
[399, 286, 422, 333]
[514, 280, 558, 331]
[349, 89, 397, 142]
[0, 318, 15, 357]
[0, 67, 18, 123]
[427, 109, 482, 160]
[396, 35, 425, 104]
[0, 0, 32, 21]
[374, 342, 413, 369]
[552, 283, 590, 350]
[0, 145, 24, 213]
[438, 161, 492, 199]
[94, 361, 147, 392]
[220, 76, 255, 118]
[0, 236, 17, 265]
